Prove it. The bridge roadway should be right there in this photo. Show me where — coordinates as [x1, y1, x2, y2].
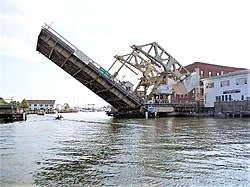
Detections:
[36, 26, 143, 111]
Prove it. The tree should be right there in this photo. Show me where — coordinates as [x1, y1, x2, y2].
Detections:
[16, 101, 20, 108]
[20, 99, 30, 110]
[0, 97, 8, 105]
[64, 103, 70, 112]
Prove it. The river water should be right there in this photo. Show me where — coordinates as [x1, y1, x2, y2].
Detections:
[0, 112, 249, 186]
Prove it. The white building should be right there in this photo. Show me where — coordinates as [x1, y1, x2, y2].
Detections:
[204, 70, 250, 107]
[27, 100, 55, 111]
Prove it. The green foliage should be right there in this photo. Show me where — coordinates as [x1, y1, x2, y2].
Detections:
[64, 103, 70, 111]
[0, 97, 8, 105]
[16, 101, 20, 107]
[20, 99, 30, 109]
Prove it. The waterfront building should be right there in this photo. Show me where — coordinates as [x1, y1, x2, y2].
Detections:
[173, 62, 246, 103]
[27, 100, 55, 112]
[204, 69, 250, 107]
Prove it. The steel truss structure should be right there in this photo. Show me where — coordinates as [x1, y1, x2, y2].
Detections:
[108, 42, 196, 101]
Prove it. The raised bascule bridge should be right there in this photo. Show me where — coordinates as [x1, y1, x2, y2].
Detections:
[36, 24, 200, 118]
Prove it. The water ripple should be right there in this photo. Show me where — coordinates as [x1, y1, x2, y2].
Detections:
[0, 113, 249, 186]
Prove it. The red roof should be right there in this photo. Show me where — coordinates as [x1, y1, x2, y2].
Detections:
[185, 62, 247, 71]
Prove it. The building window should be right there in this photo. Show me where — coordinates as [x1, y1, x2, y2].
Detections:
[222, 95, 224, 101]
[206, 82, 214, 88]
[225, 95, 228, 101]
[201, 88, 204, 96]
[241, 95, 244, 100]
[45, 104, 48, 107]
[216, 96, 221, 102]
[34, 104, 37, 106]
[40, 104, 43, 107]
[200, 70, 204, 78]
[208, 71, 212, 77]
[229, 95, 232, 101]
[236, 78, 247, 85]
[216, 72, 220, 76]
[220, 80, 230, 87]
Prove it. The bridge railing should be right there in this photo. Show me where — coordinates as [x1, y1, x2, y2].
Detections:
[43, 23, 77, 51]
[43, 23, 108, 75]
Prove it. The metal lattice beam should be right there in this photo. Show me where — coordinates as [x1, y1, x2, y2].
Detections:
[131, 42, 191, 81]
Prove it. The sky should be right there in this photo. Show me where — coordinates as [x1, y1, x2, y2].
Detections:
[1, 0, 250, 107]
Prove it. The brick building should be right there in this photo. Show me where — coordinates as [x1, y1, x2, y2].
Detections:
[173, 62, 246, 103]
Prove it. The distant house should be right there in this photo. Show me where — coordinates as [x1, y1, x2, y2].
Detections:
[27, 100, 55, 111]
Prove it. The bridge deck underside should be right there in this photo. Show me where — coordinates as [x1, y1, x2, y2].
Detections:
[36, 28, 142, 110]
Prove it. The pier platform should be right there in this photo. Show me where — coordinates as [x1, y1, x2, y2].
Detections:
[215, 100, 250, 117]
[0, 105, 27, 123]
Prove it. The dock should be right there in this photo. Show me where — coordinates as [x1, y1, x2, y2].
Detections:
[0, 105, 27, 123]
[215, 100, 250, 117]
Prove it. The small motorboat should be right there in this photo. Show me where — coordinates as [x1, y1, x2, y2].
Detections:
[54, 115, 64, 120]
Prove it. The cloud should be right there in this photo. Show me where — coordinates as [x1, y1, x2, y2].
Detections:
[0, 0, 67, 64]
[0, 34, 35, 62]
